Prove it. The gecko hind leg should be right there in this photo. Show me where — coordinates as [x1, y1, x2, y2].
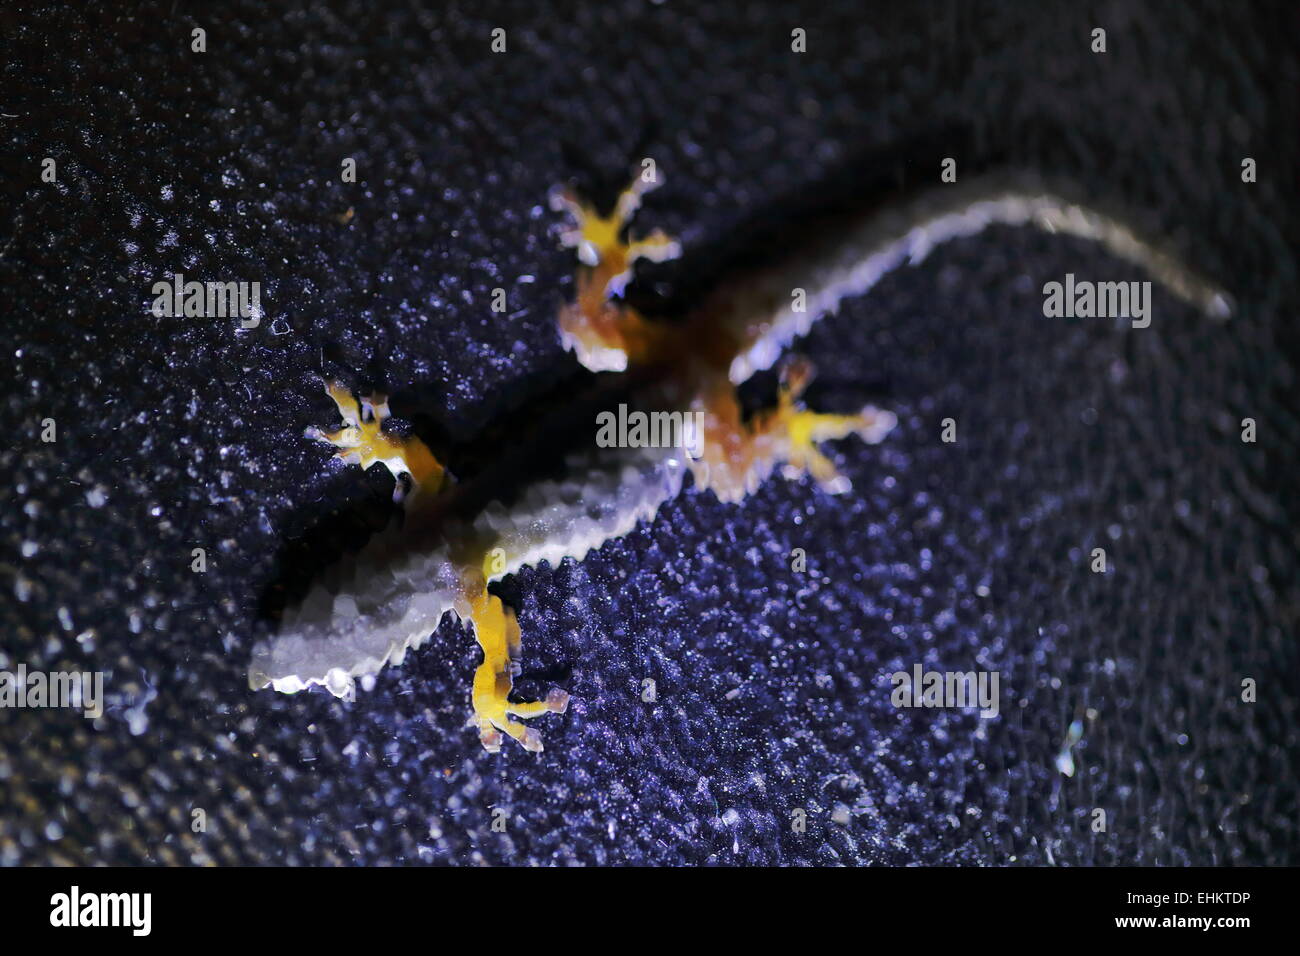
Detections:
[549, 174, 681, 295]
[688, 357, 896, 502]
[550, 175, 682, 373]
[463, 568, 568, 754]
[765, 357, 898, 494]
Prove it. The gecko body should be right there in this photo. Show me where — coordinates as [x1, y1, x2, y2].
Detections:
[251, 170, 1230, 752]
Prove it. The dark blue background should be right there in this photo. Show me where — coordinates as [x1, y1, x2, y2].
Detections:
[1, 0, 1296, 864]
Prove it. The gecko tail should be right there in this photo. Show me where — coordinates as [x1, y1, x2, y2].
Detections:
[726, 173, 1235, 385]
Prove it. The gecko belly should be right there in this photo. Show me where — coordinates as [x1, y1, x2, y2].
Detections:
[250, 439, 688, 699]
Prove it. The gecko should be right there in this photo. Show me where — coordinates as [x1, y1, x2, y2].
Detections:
[249, 168, 1232, 753]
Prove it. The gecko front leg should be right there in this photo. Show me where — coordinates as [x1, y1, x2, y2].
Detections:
[460, 561, 568, 754]
[306, 380, 568, 753]
[306, 380, 446, 501]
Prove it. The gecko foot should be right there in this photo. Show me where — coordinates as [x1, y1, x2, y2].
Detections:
[550, 173, 682, 373]
[306, 380, 446, 500]
[765, 357, 897, 494]
[549, 173, 680, 295]
[463, 568, 568, 754]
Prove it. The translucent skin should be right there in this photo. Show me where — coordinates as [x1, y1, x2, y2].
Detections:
[255, 170, 1227, 753]
[254, 174, 893, 751]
